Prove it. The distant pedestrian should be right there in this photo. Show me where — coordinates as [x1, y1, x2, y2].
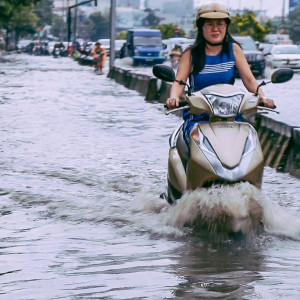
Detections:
[90, 42, 107, 74]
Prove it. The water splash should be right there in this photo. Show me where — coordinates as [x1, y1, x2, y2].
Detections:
[263, 198, 300, 239]
[163, 182, 265, 236]
[134, 183, 300, 240]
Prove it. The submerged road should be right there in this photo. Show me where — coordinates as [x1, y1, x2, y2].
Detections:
[0, 54, 299, 299]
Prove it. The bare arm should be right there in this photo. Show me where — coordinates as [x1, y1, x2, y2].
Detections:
[233, 43, 275, 108]
[90, 47, 96, 57]
[166, 48, 192, 108]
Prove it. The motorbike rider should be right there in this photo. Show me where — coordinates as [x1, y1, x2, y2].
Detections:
[90, 41, 107, 74]
[53, 41, 65, 56]
[166, 1, 275, 146]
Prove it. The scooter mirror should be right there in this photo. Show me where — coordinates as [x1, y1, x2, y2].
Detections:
[152, 64, 175, 82]
[271, 68, 294, 84]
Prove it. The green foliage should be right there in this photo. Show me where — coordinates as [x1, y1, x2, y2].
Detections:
[229, 12, 270, 41]
[51, 14, 66, 40]
[117, 31, 127, 40]
[0, 0, 41, 49]
[34, 0, 53, 27]
[12, 5, 38, 36]
[0, 0, 40, 25]
[152, 24, 185, 39]
[289, 5, 300, 43]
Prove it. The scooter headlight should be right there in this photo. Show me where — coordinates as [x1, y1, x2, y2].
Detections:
[204, 93, 244, 117]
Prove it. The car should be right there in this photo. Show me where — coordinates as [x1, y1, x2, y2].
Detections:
[258, 43, 273, 55]
[115, 39, 126, 58]
[16, 39, 32, 53]
[265, 44, 300, 70]
[264, 34, 293, 45]
[233, 35, 265, 77]
[98, 38, 110, 56]
[162, 38, 194, 60]
[122, 29, 165, 66]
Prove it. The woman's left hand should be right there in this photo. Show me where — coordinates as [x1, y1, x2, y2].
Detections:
[259, 96, 275, 108]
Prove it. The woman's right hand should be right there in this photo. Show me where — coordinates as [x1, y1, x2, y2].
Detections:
[166, 96, 180, 109]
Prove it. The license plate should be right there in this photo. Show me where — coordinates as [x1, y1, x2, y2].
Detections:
[145, 58, 153, 62]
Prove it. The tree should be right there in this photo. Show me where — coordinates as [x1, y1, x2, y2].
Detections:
[117, 31, 128, 40]
[51, 14, 67, 40]
[289, 5, 300, 43]
[34, 0, 54, 28]
[0, 0, 41, 50]
[142, 9, 160, 27]
[82, 12, 109, 41]
[230, 11, 270, 42]
[152, 24, 185, 39]
[0, 0, 40, 24]
[11, 6, 38, 42]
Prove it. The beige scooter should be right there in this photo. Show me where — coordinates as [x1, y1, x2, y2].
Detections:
[153, 65, 294, 204]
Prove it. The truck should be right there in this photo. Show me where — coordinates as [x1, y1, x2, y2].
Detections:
[122, 29, 165, 66]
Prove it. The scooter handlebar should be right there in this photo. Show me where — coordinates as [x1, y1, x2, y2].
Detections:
[164, 101, 189, 109]
[258, 103, 277, 109]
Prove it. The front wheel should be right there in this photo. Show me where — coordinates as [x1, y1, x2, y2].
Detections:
[167, 180, 182, 205]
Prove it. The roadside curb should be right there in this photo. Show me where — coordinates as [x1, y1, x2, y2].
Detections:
[108, 66, 300, 179]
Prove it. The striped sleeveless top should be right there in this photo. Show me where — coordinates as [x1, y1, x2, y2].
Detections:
[189, 42, 236, 92]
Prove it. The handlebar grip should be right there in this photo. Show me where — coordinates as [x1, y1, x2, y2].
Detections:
[164, 101, 189, 109]
[179, 101, 188, 107]
[258, 103, 277, 109]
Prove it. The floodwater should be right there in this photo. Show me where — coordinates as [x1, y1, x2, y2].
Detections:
[0, 54, 299, 299]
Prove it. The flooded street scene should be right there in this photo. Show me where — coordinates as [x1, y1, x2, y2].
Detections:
[1, 0, 300, 298]
[0, 53, 299, 299]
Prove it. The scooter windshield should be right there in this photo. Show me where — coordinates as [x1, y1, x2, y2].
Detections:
[203, 92, 244, 118]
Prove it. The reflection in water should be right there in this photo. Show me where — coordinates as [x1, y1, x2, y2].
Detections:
[171, 236, 266, 299]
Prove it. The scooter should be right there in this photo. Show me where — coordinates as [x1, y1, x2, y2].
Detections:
[93, 52, 104, 75]
[153, 65, 294, 205]
[53, 47, 61, 58]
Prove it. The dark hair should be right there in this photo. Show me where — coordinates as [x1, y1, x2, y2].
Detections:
[190, 18, 239, 74]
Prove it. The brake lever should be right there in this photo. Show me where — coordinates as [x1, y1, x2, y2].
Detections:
[257, 106, 280, 114]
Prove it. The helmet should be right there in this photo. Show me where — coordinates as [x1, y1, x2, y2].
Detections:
[196, 1, 230, 20]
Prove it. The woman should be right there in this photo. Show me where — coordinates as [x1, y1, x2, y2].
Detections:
[166, 1, 274, 146]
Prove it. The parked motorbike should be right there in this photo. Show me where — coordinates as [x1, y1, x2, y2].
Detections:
[53, 47, 61, 58]
[53, 46, 67, 58]
[152, 65, 294, 205]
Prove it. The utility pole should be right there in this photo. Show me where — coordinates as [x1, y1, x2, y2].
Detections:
[73, 0, 78, 41]
[281, 0, 286, 26]
[67, 0, 98, 46]
[109, 0, 116, 68]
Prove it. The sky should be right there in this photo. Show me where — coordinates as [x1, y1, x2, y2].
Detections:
[194, 0, 291, 18]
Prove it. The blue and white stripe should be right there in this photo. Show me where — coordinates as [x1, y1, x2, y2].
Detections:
[200, 61, 235, 74]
